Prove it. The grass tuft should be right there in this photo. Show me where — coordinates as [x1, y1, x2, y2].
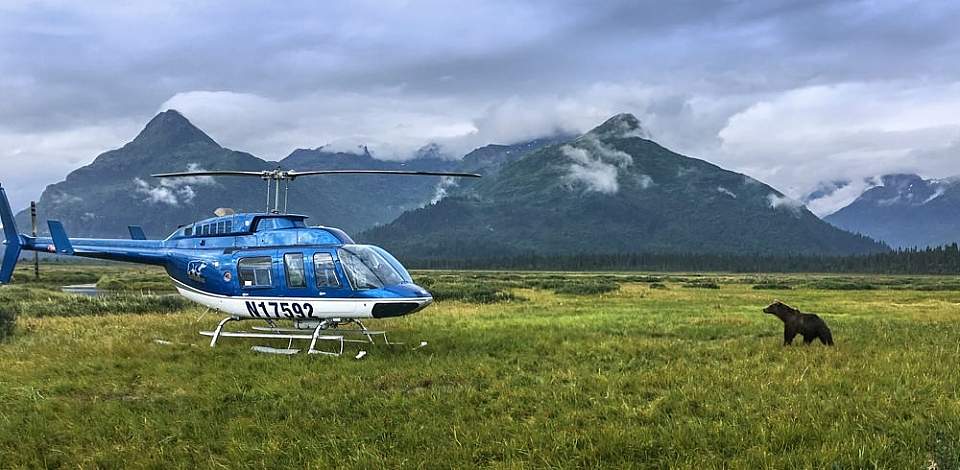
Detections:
[682, 280, 720, 289]
[753, 283, 793, 290]
[0, 302, 16, 341]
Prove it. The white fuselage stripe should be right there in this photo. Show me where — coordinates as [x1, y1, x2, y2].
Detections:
[170, 277, 430, 319]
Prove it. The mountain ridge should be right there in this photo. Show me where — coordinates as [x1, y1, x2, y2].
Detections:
[362, 114, 888, 257]
[824, 173, 960, 248]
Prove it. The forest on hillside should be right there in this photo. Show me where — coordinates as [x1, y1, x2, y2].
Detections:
[405, 243, 960, 274]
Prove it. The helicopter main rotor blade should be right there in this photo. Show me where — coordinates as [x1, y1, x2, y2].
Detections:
[152, 170, 267, 178]
[286, 170, 481, 178]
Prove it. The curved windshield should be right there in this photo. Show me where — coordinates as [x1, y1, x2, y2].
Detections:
[337, 245, 407, 290]
[369, 246, 413, 283]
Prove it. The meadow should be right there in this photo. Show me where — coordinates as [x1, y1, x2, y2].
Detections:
[0, 264, 959, 468]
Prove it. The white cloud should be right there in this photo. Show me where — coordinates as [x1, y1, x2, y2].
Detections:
[635, 174, 654, 189]
[429, 176, 458, 204]
[158, 82, 734, 163]
[161, 90, 479, 161]
[50, 192, 83, 205]
[767, 193, 804, 215]
[134, 178, 179, 205]
[566, 160, 620, 194]
[717, 186, 736, 198]
[132, 162, 215, 205]
[923, 186, 946, 204]
[804, 177, 881, 217]
[716, 82, 960, 204]
[561, 135, 636, 194]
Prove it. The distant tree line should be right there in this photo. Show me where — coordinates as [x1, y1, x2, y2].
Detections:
[404, 243, 960, 274]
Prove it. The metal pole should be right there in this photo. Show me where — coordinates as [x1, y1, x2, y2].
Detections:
[265, 177, 271, 213]
[30, 201, 38, 279]
[273, 173, 281, 213]
[283, 179, 289, 214]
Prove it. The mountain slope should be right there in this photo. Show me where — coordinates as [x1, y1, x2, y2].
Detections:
[825, 174, 960, 248]
[362, 114, 888, 257]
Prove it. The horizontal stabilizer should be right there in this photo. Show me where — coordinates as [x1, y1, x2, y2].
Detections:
[128, 225, 147, 240]
[47, 220, 74, 255]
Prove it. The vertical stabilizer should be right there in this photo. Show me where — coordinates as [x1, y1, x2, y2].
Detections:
[0, 184, 22, 284]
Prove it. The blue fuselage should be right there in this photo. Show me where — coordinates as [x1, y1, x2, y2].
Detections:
[20, 213, 432, 318]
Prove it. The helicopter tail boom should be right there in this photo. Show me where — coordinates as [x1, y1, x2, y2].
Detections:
[0, 184, 168, 279]
[0, 184, 23, 284]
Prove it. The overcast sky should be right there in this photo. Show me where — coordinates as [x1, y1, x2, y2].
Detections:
[2, 0, 959, 215]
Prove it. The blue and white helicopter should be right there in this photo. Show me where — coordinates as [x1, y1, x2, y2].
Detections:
[0, 168, 479, 355]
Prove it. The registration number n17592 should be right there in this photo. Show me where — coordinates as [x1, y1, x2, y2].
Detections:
[244, 301, 315, 318]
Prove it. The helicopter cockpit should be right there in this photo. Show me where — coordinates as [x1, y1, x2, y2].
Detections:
[337, 244, 413, 289]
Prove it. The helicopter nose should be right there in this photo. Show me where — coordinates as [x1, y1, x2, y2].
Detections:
[371, 297, 432, 318]
[370, 283, 433, 318]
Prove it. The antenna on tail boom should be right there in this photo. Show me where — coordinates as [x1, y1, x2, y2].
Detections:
[152, 168, 481, 214]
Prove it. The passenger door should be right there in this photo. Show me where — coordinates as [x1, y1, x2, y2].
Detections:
[311, 251, 351, 297]
[281, 252, 310, 297]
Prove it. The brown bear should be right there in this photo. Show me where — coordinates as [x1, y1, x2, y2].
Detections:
[763, 300, 834, 346]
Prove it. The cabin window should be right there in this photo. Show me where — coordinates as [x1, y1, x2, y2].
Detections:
[283, 253, 306, 288]
[217, 221, 225, 234]
[184, 227, 192, 237]
[225, 220, 233, 233]
[255, 218, 276, 232]
[313, 253, 341, 289]
[202, 225, 210, 236]
[238, 256, 273, 288]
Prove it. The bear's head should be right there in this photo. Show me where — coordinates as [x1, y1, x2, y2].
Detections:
[763, 300, 792, 316]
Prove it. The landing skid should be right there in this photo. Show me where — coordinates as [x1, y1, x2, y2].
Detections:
[198, 317, 399, 356]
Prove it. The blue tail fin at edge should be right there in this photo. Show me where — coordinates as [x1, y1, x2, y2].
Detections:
[0, 184, 22, 284]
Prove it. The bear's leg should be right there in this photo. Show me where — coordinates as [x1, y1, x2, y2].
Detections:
[819, 327, 834, 346]
[783, 327, 797, 346]
[803, 334, 815, 345]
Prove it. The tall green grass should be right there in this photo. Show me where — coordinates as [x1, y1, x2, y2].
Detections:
[1, 268, 959, 467]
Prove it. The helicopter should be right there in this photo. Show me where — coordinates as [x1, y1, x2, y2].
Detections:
[0, 168, 479, 355]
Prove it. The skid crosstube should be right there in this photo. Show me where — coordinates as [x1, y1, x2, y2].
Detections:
[199, 317, 400, 356]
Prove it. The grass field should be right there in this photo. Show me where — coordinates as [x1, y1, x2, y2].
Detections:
[1, 265, 959, 468]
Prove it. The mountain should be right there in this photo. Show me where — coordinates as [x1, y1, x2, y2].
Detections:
[824, 174, 960, 248]
[12, 110, 567, 238]
[15, 110, 274, 237]
[361, 114, 888, 258]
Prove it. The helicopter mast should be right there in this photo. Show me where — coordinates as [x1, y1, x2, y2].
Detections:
[273, 171, 282, 213]
[263, 174, 271, 212]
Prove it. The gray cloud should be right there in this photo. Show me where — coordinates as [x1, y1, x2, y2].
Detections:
[1, 0, 960, 212]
